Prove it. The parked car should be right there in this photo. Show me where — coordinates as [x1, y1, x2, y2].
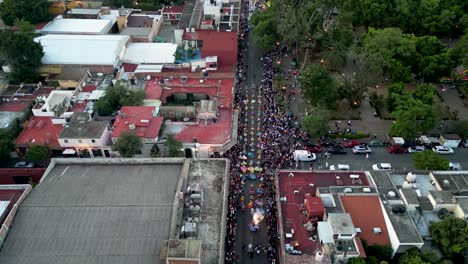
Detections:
[448, 162, 462, 171]
[328, 145, 347, 154]
[293, 150, 316, 161]
[304, 143, 322, 153]
[368, 139, 385, 147]
[461, 139, 468, 148]
[352, 145, 372, 154]
[432, 146, 454, 155]
[330, 164, 350, 171]
[386, 145, 408, 154]
[318, 137, 336, 147]
[14, 161, 35, 168]
[408, 146, 425, 153]
[343, 140, 361, 148]
[372, 163, 392, 171]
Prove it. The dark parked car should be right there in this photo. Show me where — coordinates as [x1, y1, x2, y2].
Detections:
[328, 145, 347, 154]
[368, 140, 385, 147]
[318, 137, 336, 147]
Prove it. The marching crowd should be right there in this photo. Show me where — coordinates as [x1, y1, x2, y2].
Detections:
[224, 0, 308, 263]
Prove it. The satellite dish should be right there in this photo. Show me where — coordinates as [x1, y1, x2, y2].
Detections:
[406, 172, 416, 182]
[387, 191, 396, 198]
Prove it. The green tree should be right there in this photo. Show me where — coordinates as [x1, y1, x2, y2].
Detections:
[413, 83, 436, 105]
[25, 145, 50, 162]
[0, 29, 43, 83]
[150, 143, 160, 158]
[250, 10, 279, 51]
[95, 85, 144, 116]
[429, 216, 468, 261]
[452, 120, 468, 139]
[300, 64, 338, 108]
[347, 257, 367, 264]
[94, 100, 115, 116]
[0, 133, 13, 161]
[398, 248, 429, 264]
[0, 0, 51, 26]
[390, 96, 438, 138]
[112, 132, 143, 158]
[164, 135, 184, 157]
[301, 109, 330, 138]
[412, 150, 449, 170]
[385, 82, 406, 113]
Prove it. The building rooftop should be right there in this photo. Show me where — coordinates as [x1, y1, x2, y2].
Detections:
[112, 106, 163, 139]
[456, 197, 468, 214]
[328, 213, 356, 235]
[126, 13, 161, 27]
[429, 190, 456, 204]
[34, 35, 130, 66]
[384, 206, 423, 244]
[15, 117, 63, 150]
[431, 171, 468, 195]
[40, 18, 113, 34]
[162, 5, 184, 13]
[59, 118, 109, 139]
[0, 112, 23, 129]
[123, 43, 178, 64]
[389, 173, 436, 197]
[120, 27, 152, 36]
[69, 8, 102, 15]
[183, 31, 237, 72]
[0, 159, 185, 264]
[399, 188, 420, 205]
[341, 195, 391, 247]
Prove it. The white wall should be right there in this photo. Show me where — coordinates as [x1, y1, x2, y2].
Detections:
[58, 128, 111, 148]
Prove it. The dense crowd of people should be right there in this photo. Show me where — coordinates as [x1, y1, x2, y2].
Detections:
[224, 0, 308, 263]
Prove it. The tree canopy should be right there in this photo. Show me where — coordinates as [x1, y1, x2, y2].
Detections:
[390, 95, 437, 138]
[0, 26, 43, 83]
[0, 0, 51, 26]
[250, 11, 279, 51]
[164, 135, 184, 157]
[429, 216, 468, 262]
[301, 109, 330, 138]
[94, 85, 145, 116]
[412, 150, 449, 170]
[300, 64, 338, 108]
[112, 132, 143, 158]
[0, 133, 13, 161]
[342, 0, 467, 38]
[25, 145, 50, 162]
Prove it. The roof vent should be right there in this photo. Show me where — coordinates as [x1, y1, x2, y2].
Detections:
[362, 187, 371, 193]
[344, 188, 352, 193]
[129, 124, 136, 130]
[443, 180, 450, 187]
[373, 227, 382, 234]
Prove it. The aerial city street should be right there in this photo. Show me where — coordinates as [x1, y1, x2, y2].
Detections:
[0, 0, 467, 263]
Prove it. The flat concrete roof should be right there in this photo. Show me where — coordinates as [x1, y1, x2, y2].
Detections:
[384, 206, 423, 244]
[432, 172, 468, 195]
[0, 159, 183, 264]
[41, 18, 113, 35]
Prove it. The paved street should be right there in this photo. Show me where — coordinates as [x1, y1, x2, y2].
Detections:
[234, 28, 269, 263]
[297, 147, 468, 172]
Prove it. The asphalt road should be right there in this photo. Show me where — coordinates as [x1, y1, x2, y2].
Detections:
[297, 147, 468, 171]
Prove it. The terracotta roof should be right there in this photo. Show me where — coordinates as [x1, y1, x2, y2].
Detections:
[162, 5, 184, 13]
[112, 106, 163, 139]
[182, 31, 237, 72]
[341, 196, 391, 247]
[122, 63, 138, 73]
[15, 117, 64, 150]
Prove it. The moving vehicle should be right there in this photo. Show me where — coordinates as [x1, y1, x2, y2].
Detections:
[386, 145, 407, 154]
[408, 146, 425, 153]
[304, 143, 322, 153]
[448, 162, 462, 171]
[343, 140, 361, 148]
[329, 164, 350, 171]
[293, 150, 316, 162]
[352, 145, 372, 154]
[368, 139, 385, 147]
[432, 146, 454, 155]
[327, 145, 347, 154]
[14, 161, 35, 168]
[372, 163, 392, 171]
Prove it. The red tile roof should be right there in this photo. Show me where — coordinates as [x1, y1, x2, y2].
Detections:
[145, 79, 164, 100]
[162, 5, 184, 13]
[341, 196, 391, 247]
[183, 31, 237, 72]
[15, 117, 63, 150]
[305, 197, 325, 218]
[122, 63, 138, 73]
[112, 106, 163, 139]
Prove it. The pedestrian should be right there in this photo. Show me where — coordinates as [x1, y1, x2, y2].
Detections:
[365, 153, 369, 159]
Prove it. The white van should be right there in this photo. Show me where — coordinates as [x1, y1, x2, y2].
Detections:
[293, 150, 316, 162]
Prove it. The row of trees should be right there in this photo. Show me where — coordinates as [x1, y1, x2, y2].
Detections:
[0, 0, 51, 26]
[342, 0, 468, 38]
[94, 85, 145, 116]
[112, 133, 184, 158]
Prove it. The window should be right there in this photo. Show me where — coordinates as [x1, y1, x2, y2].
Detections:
[163, 14, 169, 20]
[91, 139, 96, 143]
[64, 140, 69, 143]
[176, 14, 181, 19]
